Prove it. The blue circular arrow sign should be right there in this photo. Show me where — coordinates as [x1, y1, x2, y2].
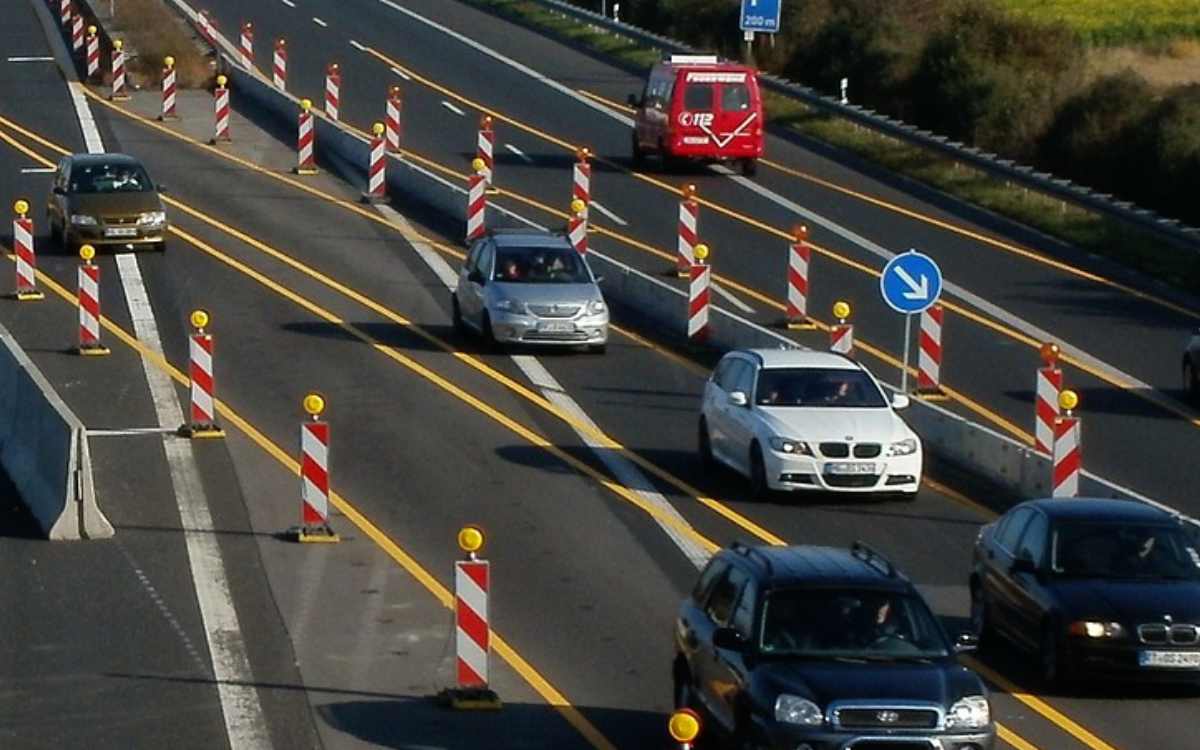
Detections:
[879, 250, 943, 314]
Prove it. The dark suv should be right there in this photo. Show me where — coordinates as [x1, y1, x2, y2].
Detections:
[674, 542, 994, 750]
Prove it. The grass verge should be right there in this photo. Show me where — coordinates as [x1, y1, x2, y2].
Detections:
[461, 0, 1200, 292]
[110, 0, 211, 88]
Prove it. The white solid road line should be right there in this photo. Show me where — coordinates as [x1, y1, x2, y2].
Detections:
[68, 82, 104, 154]
[6, 56, 55, 62]
[389, 66, 411, 81]
[349, 39, 367, 52]
[281, 0, 296, 7]
[115, 255, 271, 750]
[312, 17, 327, 27]
[588, 200, 627, 227]
[440, 100, 466, 117]
[504, 143, 533, 163]
[711, 281, 755, 314]
[20, 167, 55, 173]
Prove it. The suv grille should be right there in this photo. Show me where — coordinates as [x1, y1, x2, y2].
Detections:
[836, 708, 939, 730]
[854, 443, 882, 458]
[527, 304, 580, 318]
[1139, 623, 1200, 645]
[820, 442, 850, 458]
[824, 474, 880, 488]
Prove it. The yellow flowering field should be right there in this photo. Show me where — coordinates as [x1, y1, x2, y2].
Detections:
[1000, 0, 1200, 44]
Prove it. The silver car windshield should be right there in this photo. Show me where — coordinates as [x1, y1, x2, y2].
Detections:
[495, 247, 591, 284]
[756, 368, 886, 408]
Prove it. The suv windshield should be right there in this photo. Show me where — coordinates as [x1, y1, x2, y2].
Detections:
[495, 247, 591, 284]
[760, 588, 950, 659]
[756, 368, 886, 408]
[1052, 522, 1200, 580]
[70, 163, 155, 194]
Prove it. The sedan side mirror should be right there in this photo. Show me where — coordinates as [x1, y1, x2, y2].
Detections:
[728, 391, 749, 407]
[712, 627, 747, 652]
[467, 269, 485, 285]
[891, 393, 911, 410]
[1011, 555, 1038, 575]
[593, 275, 605, 284]
[954, 631, 979, 653]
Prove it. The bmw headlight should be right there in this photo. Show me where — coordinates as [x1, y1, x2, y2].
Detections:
[70, 214, 97, 226]
[138, 211, 166, 227]
[494, 298, 525, 314]
[774, 694, 822, 726]
[945, 695, 990, 730]
[768, 437, 812, 456]
[588, 299, 607, 314]
[1068, 621, 1125, 639]
[887, 437, 918, 457]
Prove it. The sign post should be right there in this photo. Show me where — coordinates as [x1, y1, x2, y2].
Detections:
[879, 250, 943, 393]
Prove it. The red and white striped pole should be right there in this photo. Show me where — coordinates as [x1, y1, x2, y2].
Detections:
[60, 0, 71, 30]
[1035, 343, 1062, 455]
[197, 10, 216, 46]
[211, 75, 231, 144]
[465, 158, 487, 244]
[77, 245, 109, 356]
[182, 309, 224, 438]
[296, 394, 338, 542]
[916, 303, 947, 399]
[830, 301, 854, 356]
[567, 199, 588, 255]
[85, 25, 99, 81]
[688, 244, 711, 345]
[443, 526, 500, 708]
[324, 63, 341, 121]
[385, 85, 403, 154]
[785, 225, 815, 329]
[572, 148, 591, 221]
[294, 99, 318, 175]
[363, 123, 387, 203]
[476, 115, 496, 193]
[71, 9, 84, 53]
[110, 40, 129, 101]
[159, 56, 178, 121]
[239, 22, 254, 69]
[1051, 390, 1081, 498]
[12, 200, 44, 302]
[273, 38, 287, 90]
[677, 183, 698, 277]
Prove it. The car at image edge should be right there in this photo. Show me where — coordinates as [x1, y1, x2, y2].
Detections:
[1184, 329, 1199, 400]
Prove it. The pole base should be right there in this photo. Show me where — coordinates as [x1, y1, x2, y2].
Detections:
[784, 319, 817, 331]
[13, 290, 45, 301]
[78, 345, 111, 357]
[209, 137, 233, 146]
[178, 424, 227, 439]
[437, 687, 502, 711]
[484, 186, 501, 196]
[674, 269, 689, 279]
[289, 524, 340, 544]
[293, 167, 320, 176]
[915, 389, 950, 401]
[110, 94, 131, 102]
[361, 192, 387, 205]
[157, 115, 180, 122]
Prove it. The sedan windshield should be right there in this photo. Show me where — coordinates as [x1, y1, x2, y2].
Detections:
[760, 589, 950, 659]
[756, 368, 886, 408]
[70, 163, 155, 194]
[494, 247, 591, 284]
[1052, 522, 1200, 580]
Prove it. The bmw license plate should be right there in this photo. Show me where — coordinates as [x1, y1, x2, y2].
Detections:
[538, 321, 575, 333]
[104, 227, 138, 238]
[1139, 651, 1200, 668]
[825, 462, 876, 475]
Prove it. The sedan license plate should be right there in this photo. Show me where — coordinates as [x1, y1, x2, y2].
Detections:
[104, 227, 138, 238]
[1139, 651, 1200, 668]
[825, 462, 876, 475]
[538, 321, 576, 333]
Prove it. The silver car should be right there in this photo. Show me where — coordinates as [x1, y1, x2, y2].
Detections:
[452, 230, 609, 352]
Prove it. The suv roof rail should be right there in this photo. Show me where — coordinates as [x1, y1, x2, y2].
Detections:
[730, 541, 773, 574]
[850, 540, 896, 578]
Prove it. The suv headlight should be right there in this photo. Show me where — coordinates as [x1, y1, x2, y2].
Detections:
[494, 298, 525, 314]
[887, 437, 918, 457]
[70, 214, 97, 226]
[588, 299, 606, 314]
[138, 211, 166, 226]
[945, 695, 990, 730]
[774, 694, 822, 726]
[1068, 621, 1125, 639]
[768, 437, 812, 456]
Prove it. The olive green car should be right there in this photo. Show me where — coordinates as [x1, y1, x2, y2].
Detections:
[47, 153, 168, 252]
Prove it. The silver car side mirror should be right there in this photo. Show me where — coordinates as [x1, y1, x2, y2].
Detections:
[891, 393, 911, 410]
[728, 391, 749, 407]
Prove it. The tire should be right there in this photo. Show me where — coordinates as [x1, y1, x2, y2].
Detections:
[154, 241, 167, 253]
[1185, 359, 1199, 400]
[698, 418, 715, 470]
[631, 131, 645, 167]
[748, 443, 769, 500]
[740, 158, 758, 177]
[970, 584, 996, 652]
[734, 713, 769, 750]
[481, 311, 499, 351]
[1040, 623, 1065, 687]
[49, 217, 62, 248]
[451, 294, 467, 335]
[587, 343, 607, 355]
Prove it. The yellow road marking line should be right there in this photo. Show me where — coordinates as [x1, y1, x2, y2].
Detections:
[0, 238, 618, 750]
[998, 725, 1043, 750]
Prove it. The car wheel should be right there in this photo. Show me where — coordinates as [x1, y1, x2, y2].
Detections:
[748, 443, 769, 500]
[154, 241, 167, 253]
[1185, 359, 1199, 400]
[49, 217, 62, 247]
[740, 158, 758, 177]
[481, 311, 499, 351]
[698, 418, 716, 470]
[970, 584, 996, 652]
[587, 343, 607, 355]
[1040, 623, 1064, 687]
[734, 714, 769, 750]
[451, 295, 467, 335]
[631, 131, 645, 166]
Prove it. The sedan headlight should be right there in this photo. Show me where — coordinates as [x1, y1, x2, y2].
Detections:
[494, 298, 525, 314]
[945, 695, 990, 730]
[887, 437, 918, 457]
[138, 211, 166, 226]
[775, 694, 822, 726]
[1068, 621, 1125, 639]
[768, 437, 812, 456]
[70, 214, 97, 226]
[588, 299, 606, 314]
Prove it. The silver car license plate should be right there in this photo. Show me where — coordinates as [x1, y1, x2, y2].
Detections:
[538, 321, 575, 333]
[825, 462, 876, 475]
[1139, 651, 1200, 668]
[104, 227, 138, 238]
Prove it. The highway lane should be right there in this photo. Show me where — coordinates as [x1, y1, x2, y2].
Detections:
[34, 85, 1197, 749]
[188, 0, 1200, 515]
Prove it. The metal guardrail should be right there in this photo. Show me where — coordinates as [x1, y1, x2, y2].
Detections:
[509, 0, 1200, 253]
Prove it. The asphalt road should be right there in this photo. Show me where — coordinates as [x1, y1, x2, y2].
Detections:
[2, 1, 1198, 748]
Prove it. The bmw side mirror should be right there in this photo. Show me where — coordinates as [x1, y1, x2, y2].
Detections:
[728, 391, 749, 407]
[712, 627, 747, 652]
[1011, 555, 1037, 575]
[468, 270, 484, 285]
[954, 631, 979, 653]
[891, 393, 910, 410]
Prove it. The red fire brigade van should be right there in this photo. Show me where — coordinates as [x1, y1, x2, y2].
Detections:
[629, 55, 764, 176]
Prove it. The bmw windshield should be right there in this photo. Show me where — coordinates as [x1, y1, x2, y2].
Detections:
[760, 589, 950, 659]
[1051, 522, 1200, 580]
[756, 368, 887, 408]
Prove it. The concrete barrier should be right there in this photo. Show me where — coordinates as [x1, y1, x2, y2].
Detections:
[0, 325, 111, 539]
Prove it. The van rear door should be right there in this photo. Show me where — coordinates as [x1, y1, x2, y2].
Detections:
[714, 73, 761, 157]
[673, 72, 720, 156]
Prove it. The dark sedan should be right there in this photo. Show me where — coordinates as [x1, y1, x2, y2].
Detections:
[1185, 329, 1199, 401]
[971, 498, 1200, 686]
[47, 153, 168, 253]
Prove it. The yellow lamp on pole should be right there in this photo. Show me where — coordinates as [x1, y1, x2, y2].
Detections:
[668, 709, 702, 746]
[457, 525, 485, 557]
[1059, 389, 1078, 415]
[693, 243, 709, 263]
[302, 392, 325, 419]
[190, 309, 210, 332]
[833, 300, 851, 323]
[13, 200, 29, 218]
[79, 244, 96, 263]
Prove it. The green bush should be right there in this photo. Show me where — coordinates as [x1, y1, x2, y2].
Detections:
[1127, 84, 1200, 224]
